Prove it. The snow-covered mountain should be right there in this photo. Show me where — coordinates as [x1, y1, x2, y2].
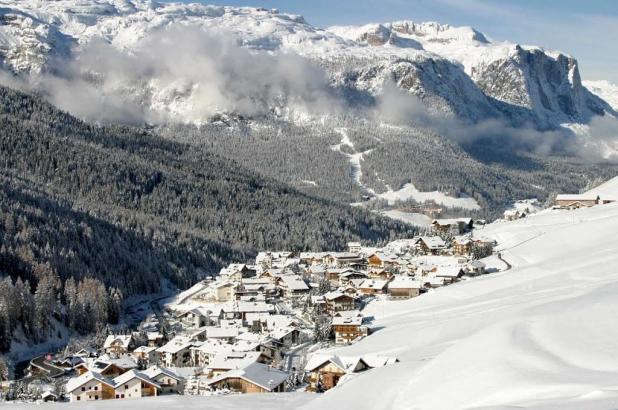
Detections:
[0, 0, 614, 128]
[584, 80, 618, 111]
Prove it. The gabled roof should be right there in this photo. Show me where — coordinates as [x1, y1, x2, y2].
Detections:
[66, 371, 115, 393]
[208, 351, 262, 370]
[143, 366, 183, 381]
[113, 370, 160, 389]
[103, 335, 133, 349]
[388, 277, 422, 289]
[279, 275, 310, 291]
[208, 362, 289, 391]
[434, 266, 464, 278]
[157, 336, 194, 354]
[416, 236, 447, 249]
[304, 354, 369, 373]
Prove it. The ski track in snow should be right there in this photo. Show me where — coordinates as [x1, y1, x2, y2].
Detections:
[331, 128, 376, 195]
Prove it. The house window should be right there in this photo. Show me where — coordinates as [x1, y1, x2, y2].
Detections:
[94, 386, 98, 391]
[125, 385, 129, 389]
[95, 395, 99, 400]
[121, 394, 125, 399]
[76, 397, 81, 401]
[81, 387, 85, 392]
[116, 394, 119, 399]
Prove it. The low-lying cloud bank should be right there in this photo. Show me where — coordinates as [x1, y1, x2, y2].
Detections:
[375, 82, 618, 162]
[1, 25, 617, 162]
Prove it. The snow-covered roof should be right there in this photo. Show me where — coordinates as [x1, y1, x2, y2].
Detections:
[208, 362, 289, 391]
[279, 275, 310, 291]
[208, 351, 262, 370]
[143, 366, 183, 381]
[103, 334, 132, 349]
[113, 370, 160, 389]
[157, 336, 194, 354]
[388, 277, 423, 289]
[66, 371, 115, 393]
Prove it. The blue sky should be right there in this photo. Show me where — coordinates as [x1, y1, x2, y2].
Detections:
[169, 0, 618, 83]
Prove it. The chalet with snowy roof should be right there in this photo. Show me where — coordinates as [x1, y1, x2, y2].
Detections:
[277, 275, 310, 298]
[304, 354, 369, 392]
[75, 347, 98, 358]
[143, 366, 184, 395]
[367, 267, 394, 280]
[113, 370, 160, 399]
[103, 334, 134, 356]
[434, 266, 465, 284]
[331, 252, 365, 268]
[156, 336, 195, 367]
[503, 209, 524, 221]
[207, 351, 266, 377]
[432, 218, 474, 234]
[388, 277, 423, 299]
[90, 356, 138, 378]
[452, 236, 473, 255]
[324, 291, 356, 313]
[554, 194, 600, 209]
[207, 362, 289, 393]
[332, 311, 369, 344]
[423, 277, 446, 288]
[347, 242, 362, 253]
[177, 308, 210, 328]
[339, 270, 368, 286]
[466, 260, 486, 276]
[132, 346, 157, 366]
[358, 278, 390, 295]
[66, 371, 115, 402]
[415, 236, 447, 255]
[270, 327, 301, 347]
[325, 267, 355, 285]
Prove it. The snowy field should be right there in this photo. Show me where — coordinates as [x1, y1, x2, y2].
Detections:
[379, 210, 432, 227]
[378, 183, 481, 210]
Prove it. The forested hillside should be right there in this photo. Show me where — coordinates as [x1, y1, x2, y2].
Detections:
[0, 86, 414, 350]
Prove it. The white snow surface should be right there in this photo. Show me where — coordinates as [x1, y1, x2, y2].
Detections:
[301, 201, 618, 409]
[585, 175, 618, 199]
[380, 210, 432, 227]
[378, 183, 481, 210]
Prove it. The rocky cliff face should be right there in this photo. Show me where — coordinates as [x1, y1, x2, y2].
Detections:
[0, 0, 614, 128]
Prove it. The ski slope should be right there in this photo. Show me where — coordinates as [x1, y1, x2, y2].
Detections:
[302, 199, 618, 409]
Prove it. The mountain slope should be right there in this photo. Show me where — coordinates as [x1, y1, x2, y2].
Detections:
[300, 194, 618, 409]
[0, 85, 415, 349]
[0, 1, 614, 128]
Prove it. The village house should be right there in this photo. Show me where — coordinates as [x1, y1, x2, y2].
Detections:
[387, 277, 423, 299]
[143, 366, 184, 395]
[339, 270, 368, 287]
[331, 311, 369, 344]
[331, 252, 365, 268]
[112, 370, 160, 400]
[452, 236, 473, 255]
[415, 236, 447, 255]
[207, 351, 266, 377]
[207, 362, 289, 393]
[304, 355, 369, 392]
[212, 281, 236, 302]
[367, 268, 394, 280]
[347, 242, 362, 253]
[132, 346, 157, 366]
[434, 266, 465, 284]
[503, 209, 525, 221]
[66, 371, 115, 402]
[89, 356, 139, 378]
[177, 308, 210, 328]
[103, 335, 134, 356]
[157, 336, 195, 367]
[554, 194, 600, 209]
[324, 291, 356, 313]
[466, 260, 486, 276]
[431, 218, 474, 234]
[270, 327, 301, 347]
[277, 275, 310, 298]
[324, 268, 354, 285]
[358, 279, 390, 295]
